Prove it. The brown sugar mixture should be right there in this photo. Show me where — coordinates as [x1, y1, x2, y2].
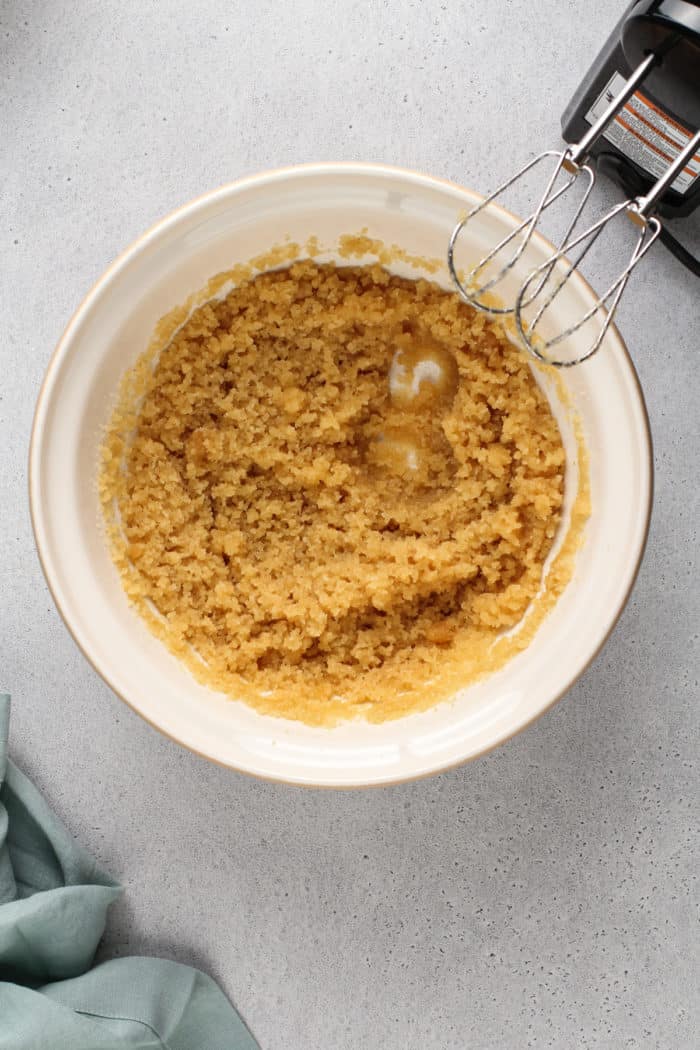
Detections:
[101, 259, 574, 725]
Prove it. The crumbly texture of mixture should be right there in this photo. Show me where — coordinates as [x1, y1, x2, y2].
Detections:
[101, 260, 569, 724]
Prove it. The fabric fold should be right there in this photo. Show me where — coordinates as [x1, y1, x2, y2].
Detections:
[0, 694, 257, 1049]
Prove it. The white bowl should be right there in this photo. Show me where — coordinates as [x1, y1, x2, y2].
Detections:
[29, 163, 652, 787]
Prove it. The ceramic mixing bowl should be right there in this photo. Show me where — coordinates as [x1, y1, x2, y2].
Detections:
[29, 164, 652, 786]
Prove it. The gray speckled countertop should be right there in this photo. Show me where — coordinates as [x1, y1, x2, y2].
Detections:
[2, 2, 698, 1047]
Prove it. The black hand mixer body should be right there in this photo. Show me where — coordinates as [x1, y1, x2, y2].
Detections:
[448, 0, 699, 365]
[562, 0, 700, 221]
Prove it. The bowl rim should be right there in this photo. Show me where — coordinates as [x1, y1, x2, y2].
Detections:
[28, 161, 654, 787]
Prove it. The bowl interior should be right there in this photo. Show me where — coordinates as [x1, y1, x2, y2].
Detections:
[30, 165, 651, 786]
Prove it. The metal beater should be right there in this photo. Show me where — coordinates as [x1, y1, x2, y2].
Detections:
[447, 52, 700, 367]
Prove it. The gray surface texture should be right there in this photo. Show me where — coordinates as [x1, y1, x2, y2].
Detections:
[1, 2, 698, 1048]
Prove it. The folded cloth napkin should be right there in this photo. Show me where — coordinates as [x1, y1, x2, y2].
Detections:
[0, 694, 258, 1049]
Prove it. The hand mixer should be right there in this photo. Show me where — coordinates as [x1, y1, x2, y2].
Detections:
[447, 0, 700, 367]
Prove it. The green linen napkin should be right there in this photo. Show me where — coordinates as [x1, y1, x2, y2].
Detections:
[0, 694, 258, 1049]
